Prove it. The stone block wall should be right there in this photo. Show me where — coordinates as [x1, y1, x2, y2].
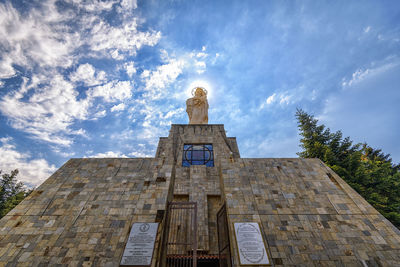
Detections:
[1, 124, 400, 267]
[221, 158, 400, 266]
[0, 158, 170, 266]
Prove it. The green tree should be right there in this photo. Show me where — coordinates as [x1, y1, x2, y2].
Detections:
[0, 169, 31, 218]
[296, 109, 400, 228]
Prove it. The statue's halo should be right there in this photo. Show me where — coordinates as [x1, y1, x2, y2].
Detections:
[191, 87, 208, 96]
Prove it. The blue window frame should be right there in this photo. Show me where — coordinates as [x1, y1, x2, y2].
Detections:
[182, 144, 214, 167]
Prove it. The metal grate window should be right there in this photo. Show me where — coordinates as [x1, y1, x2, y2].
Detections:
[182, 144, 214, 167]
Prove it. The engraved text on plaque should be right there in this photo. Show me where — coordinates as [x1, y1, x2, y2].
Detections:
[120, 222, 159, 266]
[234, 222, 270, 265]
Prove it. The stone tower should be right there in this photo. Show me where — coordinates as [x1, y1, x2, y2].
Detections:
[1, 89, 400, 266]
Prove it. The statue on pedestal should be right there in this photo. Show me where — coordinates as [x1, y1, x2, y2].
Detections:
[186, 87, 208, 124]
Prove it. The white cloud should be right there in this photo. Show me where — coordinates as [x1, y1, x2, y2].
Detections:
[110, 129, 134, 140]
[93, 109, 107, 119]
[188, 47, 209, 73]
[125, 47, 219, 153]
[0, 137, 12, 144]
[279, 94, 292, 105]
[111, 103, 126, 112]
[0, 74, 91, 146]
[342, 69, 371, 87]
[0, 0, 162, 148]
[105, 47, 217, 159]
[195, 61, 206, 74]
[120, 0, 138, 10]
[133, 101, 183, 132]
[88, 151, 128, 158]
[50, 146, 75, 158]
[0, 56, 17, 79]
[321, 60, 400, 163]
[129, 151, 152, 157]
[266, 93, 276, 105]
[89, 19, 161, 59]
[0, 2, 77, 78]
[342, 61, 399, 88]
[141, 57, 185, 100]
[210, 53, 221, 65]
[89, 80, 132, 102]
[260, 92, 292, 108]
[68, 0, 117, 12]
[196, 52, 208, 58]
[69, 63, 106, 86]
[163, 108, 184, 119]
[124, 61, 137, 77]
[136, 124, 164, 145]
[0, 137, 57, 187]
[0, 0, 161, 106]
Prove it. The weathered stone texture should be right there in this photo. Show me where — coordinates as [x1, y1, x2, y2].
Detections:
[222, 158, 400, 266]
[0, 158, 167, 266]
[1, 124, 400, 266]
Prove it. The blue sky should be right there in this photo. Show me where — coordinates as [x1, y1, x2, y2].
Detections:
[1, 0, 400, 187]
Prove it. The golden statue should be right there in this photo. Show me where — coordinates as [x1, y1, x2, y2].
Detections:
[186, 87, 208, 124]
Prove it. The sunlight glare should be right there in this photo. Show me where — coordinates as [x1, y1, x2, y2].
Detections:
[186, 80, 212, 99]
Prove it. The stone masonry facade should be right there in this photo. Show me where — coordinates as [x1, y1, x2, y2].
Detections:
[0, 124, 399, 266]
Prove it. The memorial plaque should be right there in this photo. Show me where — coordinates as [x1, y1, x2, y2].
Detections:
[120, 222, 159, 266]
[234, 222, 270, 265]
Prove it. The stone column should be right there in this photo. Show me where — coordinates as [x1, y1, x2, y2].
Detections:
[189, 165, 209, 252]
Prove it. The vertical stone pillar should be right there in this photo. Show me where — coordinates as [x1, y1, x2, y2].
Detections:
[189, 165, 209, 252]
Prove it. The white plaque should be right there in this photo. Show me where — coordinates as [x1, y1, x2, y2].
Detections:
[234, 222, 270, 265]
[120, 222, 159, 266]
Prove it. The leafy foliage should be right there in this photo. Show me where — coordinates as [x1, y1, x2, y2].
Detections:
[296, 109, 400, 228]
[0, 169, 32, 218]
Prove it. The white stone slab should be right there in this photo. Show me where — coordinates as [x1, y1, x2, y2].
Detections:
[234, 222, 270, 265]
[120, 222, 159, 266]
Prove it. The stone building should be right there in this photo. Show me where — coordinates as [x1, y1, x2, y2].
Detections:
[1, 90, 400, 266]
